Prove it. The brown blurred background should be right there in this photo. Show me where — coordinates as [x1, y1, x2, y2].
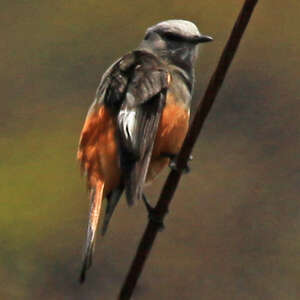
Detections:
[0, 1, 299, 299]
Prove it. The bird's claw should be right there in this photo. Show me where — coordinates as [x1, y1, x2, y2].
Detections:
[169, 154, 193, 174]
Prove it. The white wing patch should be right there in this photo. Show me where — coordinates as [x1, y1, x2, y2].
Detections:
[118, 107, 137, 141]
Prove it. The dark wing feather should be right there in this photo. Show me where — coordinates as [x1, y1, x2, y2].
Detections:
[91, 53, 135, 112]
[117, 51, 169, 205]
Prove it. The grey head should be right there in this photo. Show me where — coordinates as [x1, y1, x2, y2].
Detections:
[139, 20, 212, 74]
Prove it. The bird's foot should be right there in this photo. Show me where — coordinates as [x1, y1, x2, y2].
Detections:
[142, 194, 165, 231]
[163, 153, 193, 174]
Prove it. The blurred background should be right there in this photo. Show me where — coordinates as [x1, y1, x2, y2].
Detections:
[1, 1, 299, 299]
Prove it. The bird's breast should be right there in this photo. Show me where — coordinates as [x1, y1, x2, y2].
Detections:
[153, 90, 190, 156]
[147, 91, 190, 182]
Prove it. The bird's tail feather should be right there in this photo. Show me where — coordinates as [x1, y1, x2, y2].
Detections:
[79, 181, 104, 284]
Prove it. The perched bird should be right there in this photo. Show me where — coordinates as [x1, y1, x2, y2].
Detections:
[77, 19, 212, 282]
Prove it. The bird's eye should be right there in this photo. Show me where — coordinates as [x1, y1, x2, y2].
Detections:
[161, 32, 184, 42]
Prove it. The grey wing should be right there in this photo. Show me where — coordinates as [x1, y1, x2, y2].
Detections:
[117, 53, 170, 205]
[85, 51, 136, 116]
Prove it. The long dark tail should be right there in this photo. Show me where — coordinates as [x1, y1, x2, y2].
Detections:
[79, 181, 104, 284]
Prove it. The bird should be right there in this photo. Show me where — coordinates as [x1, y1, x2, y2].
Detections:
[77, 19, 212, 283]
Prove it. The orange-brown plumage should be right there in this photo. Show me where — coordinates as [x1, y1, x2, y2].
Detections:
[77, 106, 121, 195]
[148, 92, 189, 181]
[78, 92, 189, 193]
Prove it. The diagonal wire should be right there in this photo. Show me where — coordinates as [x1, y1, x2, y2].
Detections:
[118, 0, 259, 299]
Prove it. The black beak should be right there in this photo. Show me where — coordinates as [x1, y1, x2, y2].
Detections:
[195, 35, 213, 43]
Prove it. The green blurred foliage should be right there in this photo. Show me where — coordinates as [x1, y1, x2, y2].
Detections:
[0, 1, 300, 299]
